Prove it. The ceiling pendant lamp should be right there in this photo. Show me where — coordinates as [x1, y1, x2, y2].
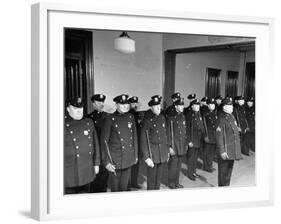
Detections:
[114, 31, 135, 54]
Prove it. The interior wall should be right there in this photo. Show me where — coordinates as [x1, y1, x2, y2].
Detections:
[175, 51, 241, 106]
[92, 30, 163, 112]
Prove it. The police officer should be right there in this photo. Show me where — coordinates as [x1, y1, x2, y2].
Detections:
[215, 95, 223, 118]
[185, 99, 206, 181]
[88, 94, 109, 193]
[128, 96, 142, 189]
[202, 98, 218, 172]
[64, 98, 100, 194]
[200, 96, 209, 117]
[164, 92, 181, 118]
[167, 98, 187, 189]
[143, 95, 163, 120]
[245, 97, 255, 152]
[140, 96, 169, 190]
[215, 96, 242, 186]
[100, 94, 138, 192]
[184, 93, 196, 115]
[233, 96, 250, 156]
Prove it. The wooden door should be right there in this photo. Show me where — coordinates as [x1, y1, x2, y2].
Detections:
[205, 67, 221, 99]
[244, 62, 255, 99]
[225, 70, 239, 98]
[64, 29, 94, 114]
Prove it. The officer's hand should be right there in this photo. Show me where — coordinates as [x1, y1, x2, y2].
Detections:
[167, 153, 170, 162]
[105, 163, 116, 172]
[134, 158, 138, 164]
[145, 158, 154, 168]
[188, 142, 194, 148]
[94, 165, 99, 174]
[204, 137, 210, 143]
[220, 152, 229, 160]
[169, 147, 176, 156]
[238, 127, 242, 132]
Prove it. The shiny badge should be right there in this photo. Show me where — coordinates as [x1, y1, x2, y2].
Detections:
[84, 130, 89, 135]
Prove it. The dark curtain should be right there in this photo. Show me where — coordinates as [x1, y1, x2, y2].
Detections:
[206, 68, 221, 99]
[225, 71, 238, 98]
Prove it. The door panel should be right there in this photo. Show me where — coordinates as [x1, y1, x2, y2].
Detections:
[64, 29, 93, 114]
[205, 67, 221, 99]
[225, 70, 239, 98]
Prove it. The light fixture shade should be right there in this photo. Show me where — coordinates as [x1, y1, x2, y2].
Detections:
[114, 32, 135, 54]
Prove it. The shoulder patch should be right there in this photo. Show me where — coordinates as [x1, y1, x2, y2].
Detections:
[216, 126, 221, 132]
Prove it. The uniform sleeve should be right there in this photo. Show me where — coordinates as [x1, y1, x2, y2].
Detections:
[185, 115, 192, 143]
[201, 115, 207, 138]
[92, 124, 100, 166]
[166, 116, 172, 148]
[140, 118, 150, 161]
[215, 119, 226, 155]
[100, 116, 112, 166]
[132, 116, 138, 160]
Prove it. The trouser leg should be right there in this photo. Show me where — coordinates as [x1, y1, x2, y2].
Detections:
[119, 168, 131, 191]
[130, 161, 139, 187]
[193, 148, 199, 174]
[175, 156, 183, 185]
[155, 163, 163, 190]
[203, 143, 209, 171]
[109, 170, 121, 192]
[241, 133, 250, 155]
[168, 155, 178, 186]
[91, 165, 109, 193]
[218, 158, 234, 186]
[187, 147, 195, 177]
[205, 144, 215, 171]
[147, 164, 157, 190]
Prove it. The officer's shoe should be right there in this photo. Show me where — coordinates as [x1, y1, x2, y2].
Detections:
[175, 184, 184, 188]
[188, 175, 196, 181]
[193, 173, 200, 178]
[168, 184, 176, 189]
[131, 184, 142, 189]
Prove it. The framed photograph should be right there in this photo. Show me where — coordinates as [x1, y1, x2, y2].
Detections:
[31, 2, 274, 221]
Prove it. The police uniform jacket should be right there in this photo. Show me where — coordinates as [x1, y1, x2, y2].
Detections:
[203, 110, 218, 144]
[216, 103, 224, 118]
[200, 105, 209, 117]
[100, 111, 138, 170]
[233, 104, 249, 134]
[88, 110, 107, 138]
[185, 110, 205, 148]
[167, 111, 187, 156]
[64, 115, 100, 188]
[215, 112, 242, 160]
[140, 111, 169, 164]
[164, 104, 176, 118]
[245, 106, 255, 133]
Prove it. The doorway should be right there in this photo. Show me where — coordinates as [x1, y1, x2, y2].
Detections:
[205, 67, 221, 99]
[64, 29, 94, 114]
[225, 70, 239, 98]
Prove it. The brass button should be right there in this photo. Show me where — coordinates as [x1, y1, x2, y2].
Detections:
[76, 146, 79, 149]
[76, 154, 79, 157]
[73, 138, 76, 141]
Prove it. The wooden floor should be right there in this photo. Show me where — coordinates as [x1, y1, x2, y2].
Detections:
[132, 151, 255, 190]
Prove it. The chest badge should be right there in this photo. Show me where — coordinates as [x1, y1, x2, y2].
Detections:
[216, 126, 221, 132]
[84, 130, 89, 136]
[128, 122, 132, 128]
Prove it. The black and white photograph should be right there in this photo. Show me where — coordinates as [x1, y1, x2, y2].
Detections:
[64, 28, 256, 194]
